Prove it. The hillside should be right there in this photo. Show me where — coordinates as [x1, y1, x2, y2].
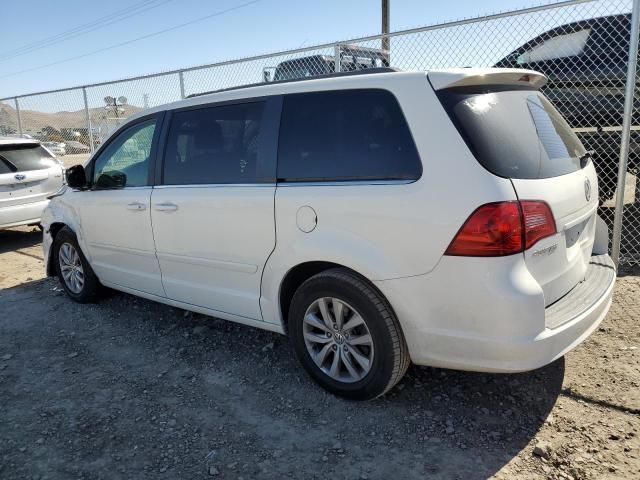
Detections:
[0, 101, 144, 134]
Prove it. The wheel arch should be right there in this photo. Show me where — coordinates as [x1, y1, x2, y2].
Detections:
[277, 261, 398, 335]
[46, 222, 70, 277]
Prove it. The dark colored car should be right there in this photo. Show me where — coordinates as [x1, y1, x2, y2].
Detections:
[495, 13, 637, 199]
[263, 44, 389, 83]
[64, 141, 91, 155]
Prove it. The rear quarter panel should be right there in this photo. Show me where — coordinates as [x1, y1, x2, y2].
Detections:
[260, 73, 518, 326]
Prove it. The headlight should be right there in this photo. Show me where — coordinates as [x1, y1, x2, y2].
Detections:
[47, 184, 68, 199]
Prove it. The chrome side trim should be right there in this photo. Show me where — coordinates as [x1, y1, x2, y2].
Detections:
[91, 186, 153, 191]
[156, 251, 258, 274]
[152, 181, 414, 189]
[88, 242, 157, 258]
[276, 180, 414, 187]
[153, 184, 276, 189]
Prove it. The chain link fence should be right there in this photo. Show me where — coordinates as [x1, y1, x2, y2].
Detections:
[1, 0, 638, 265]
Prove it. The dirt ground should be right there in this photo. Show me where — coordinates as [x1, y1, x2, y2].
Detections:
[0, 226, 638, 480]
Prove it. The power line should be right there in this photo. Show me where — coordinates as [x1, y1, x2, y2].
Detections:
[0, 0, 177, 63]
[0, 0, 262, 80]
[0, 0, 158, 59]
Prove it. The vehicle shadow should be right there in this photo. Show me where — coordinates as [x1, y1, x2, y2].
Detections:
[155, 295, 563, 479]
[1, 279, 563, 480]
[373, 360, 564, 478]
[0, 227, 42, 254]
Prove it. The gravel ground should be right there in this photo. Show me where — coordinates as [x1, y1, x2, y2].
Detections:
[0, 226, 639, 479]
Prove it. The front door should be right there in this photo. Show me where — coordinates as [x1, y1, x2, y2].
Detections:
[151, 99, 279, 320]
[78, 115, 165, 297]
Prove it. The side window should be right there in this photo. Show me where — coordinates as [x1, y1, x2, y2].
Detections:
[163, 102, 266, 185]
[93, 119, 156, 188]
[277, 89, 421, 182]
[517, 29, 590, 64]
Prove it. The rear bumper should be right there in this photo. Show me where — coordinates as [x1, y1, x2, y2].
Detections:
[0, 199, 49, 229]
[375, 254, 615, 373]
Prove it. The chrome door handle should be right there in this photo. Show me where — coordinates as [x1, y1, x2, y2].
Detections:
[127, 202, 146, 211]
[154, 202, 178, 212]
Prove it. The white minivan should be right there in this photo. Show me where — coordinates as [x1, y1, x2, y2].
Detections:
[42, 68, 616, 400]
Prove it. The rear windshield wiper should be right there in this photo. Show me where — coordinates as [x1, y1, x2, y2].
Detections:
[579, 150, 594, 168]
[0, 155, 17, 172]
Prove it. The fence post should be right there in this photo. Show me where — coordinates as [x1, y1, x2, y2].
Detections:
[179, 71, 186, 99]
[82, 87, 95, 154]
[611, 0, 640, 268]
[382, 0, 390, 65]
[14, 98, 22, 136]
[334, 44, 341, 73]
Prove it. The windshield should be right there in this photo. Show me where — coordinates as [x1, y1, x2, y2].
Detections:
[0, 144, 59, 172]
[436, 87, 586, 179]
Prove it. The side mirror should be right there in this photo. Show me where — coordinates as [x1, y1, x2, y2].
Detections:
[65, 164, 88, 189]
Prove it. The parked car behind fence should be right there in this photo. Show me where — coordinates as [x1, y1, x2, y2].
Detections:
[63, 141, 91, 155]
[0, 137, 64, 229]
[42, 141, 66, 157]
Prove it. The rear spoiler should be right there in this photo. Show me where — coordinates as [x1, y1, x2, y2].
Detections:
[428, 68, 547, 90]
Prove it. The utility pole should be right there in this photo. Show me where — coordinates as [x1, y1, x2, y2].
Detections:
[103, 96, 127, 137]
[382, 0, 390, 65]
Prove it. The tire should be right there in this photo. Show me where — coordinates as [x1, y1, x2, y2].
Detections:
[288, 268, 410, 400]
[53, 226, 101, 303]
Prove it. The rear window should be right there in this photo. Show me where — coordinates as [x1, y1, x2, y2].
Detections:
[0, 144, 59, 173]
[163, 102, 267, 185]
[437, 87, 586, 179]
[277, 89, 422, 182]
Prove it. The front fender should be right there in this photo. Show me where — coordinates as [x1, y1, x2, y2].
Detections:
[41, 191, 89, 276]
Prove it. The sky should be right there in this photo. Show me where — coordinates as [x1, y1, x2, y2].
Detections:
[0, 0, 551, 99]
[0, 0, 628, 119]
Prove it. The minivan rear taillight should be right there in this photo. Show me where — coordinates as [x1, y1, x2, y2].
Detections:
[445, 201, 556, 257]
[519, 201, 556, 249]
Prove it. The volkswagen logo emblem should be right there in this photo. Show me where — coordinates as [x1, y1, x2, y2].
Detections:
[333, 332, 346, 345]
[14, 174, 26, 181]
[584, 178, 591, 202]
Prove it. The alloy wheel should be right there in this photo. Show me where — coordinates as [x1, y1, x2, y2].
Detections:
[59, 242, 84, 294]
[302, 297, 374, 383]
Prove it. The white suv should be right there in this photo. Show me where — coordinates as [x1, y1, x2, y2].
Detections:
[1, 137, 64, 229]
[42, 68, 616, 400]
